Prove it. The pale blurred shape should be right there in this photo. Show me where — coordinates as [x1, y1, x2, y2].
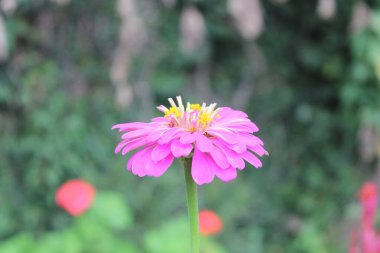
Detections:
[111, 0, 147, 108]
[1, 0, 17, 15]
[316, 0, 336, 20]
[50, 0, 70, 5]
[162, 0, 176, 8]
[359, 124, 377, 163]
[0, 15, 8, 61]
[117, 0, 146, 52]
[180, 6, 206, 55]
[115, 85, 133, 108]
[350, 1, 371, 34]
[228, 0, 264, 40]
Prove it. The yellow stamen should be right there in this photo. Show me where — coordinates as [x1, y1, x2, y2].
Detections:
[190, 104, 201, 111]
[165, 106, 182, 117]
[198, 112, 212, 126]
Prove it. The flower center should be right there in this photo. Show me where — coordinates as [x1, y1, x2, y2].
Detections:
[157, 96, 220, 132]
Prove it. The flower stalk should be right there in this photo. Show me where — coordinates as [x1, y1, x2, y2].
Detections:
[183, 158, 200, 253]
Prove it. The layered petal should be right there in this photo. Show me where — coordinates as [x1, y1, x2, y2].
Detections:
[130, 147, 153, 177]
[241, 151, 262, 168]
[171, 139, 193, 158]
[180, 132, 197, 144]
[192, 147, 215, 185]
[158, 128, 184, 144]
[214, 166, 237, 182]
[146, 155, 174, 177]
[121, 138, 151, 155]
[196, 133, 214, 152]
[207, 128, 238, 144]
[209, 145, 230, 169]
[249, 144, 268, 157]
[214, 140, 245, 170]
[112, 122, 149, 131]
[151, 143, 171, 161]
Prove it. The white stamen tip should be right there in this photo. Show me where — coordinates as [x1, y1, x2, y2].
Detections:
[176, 96, 183, 106]
[157, 105, 169, 112]
[168, 98, 177, 108]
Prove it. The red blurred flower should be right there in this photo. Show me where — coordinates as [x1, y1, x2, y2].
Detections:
[348, 182, 380, 253]
[55, 179, 96, 216]
[199, 209, 223, 236]
[358, 182, 378, 228]
[359, 182, 377, 202]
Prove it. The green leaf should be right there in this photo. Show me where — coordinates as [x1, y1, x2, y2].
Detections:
[85, 191, 133, 230]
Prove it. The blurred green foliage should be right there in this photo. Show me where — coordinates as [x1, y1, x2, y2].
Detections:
[0, 191, 225, 253]
[0, 0, 380, 252]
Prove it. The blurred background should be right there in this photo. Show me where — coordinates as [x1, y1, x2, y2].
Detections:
[1, 0, 380, 252]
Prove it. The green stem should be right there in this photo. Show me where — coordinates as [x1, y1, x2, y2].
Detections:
[183, 158, 200, 253]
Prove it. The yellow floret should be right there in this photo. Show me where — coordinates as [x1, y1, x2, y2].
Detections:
[165, 106, 182, 117]
[198, 112, 212, 126]
[190, 104, 201, 111]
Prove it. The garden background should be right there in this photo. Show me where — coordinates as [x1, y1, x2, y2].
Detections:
[1, 0, 380, 252]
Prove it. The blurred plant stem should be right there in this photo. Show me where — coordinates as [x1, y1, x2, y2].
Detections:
[183, 158, 200, 253]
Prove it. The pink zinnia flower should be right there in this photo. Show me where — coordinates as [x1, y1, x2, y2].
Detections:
[199, 209, 223, 236]
[112, 96, 268, 185]
[359, 182, 378, 228]
[362, 226, 377, 253]
[55, 179, 96, 216]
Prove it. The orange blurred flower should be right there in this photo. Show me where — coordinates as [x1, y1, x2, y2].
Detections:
[359, 182, 377, 202]
[55, 179, 96, 216]
[199, 209, 223, 236]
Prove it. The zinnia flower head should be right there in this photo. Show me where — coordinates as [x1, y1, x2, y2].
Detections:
[199, 209, 223, 236]
[55, 179, 96, 216]
[112, 96, 268, 185]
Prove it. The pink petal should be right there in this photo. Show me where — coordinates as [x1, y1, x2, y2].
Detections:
[249, 145, 268, 157]
[151, 143, 171, 161]
[215, 107, 248, 122]
[112, 122, 148, 131]
[158, 128, 184, 144]
[241, 134, 264, 146]
[209, 145, 229, 169]
[126, 153, 136, 171]
[171, 139, 193, 158]
[121, 138, 150, 155]
[152, 117, 168, 122]
[207, 128, 238, 144]
[146, 128, 169, 142]
[214, 166, 237, 182]
[363, 227, 377, 253]
[206, 155, 237, 182]
[241, 151, 262, 168]
[214, 140, 245, 169]
[231, 142, 247, 153]
[196, 133, 214, 152]
[145, 154, 174, 177]
[121, 128, 152, 140]
[191, 147, 215, 185]
[214, 118, 252, 128]
[131, 148, 153, 177]
[115, 139, 130, 154]
[226, 125, 255, 133]
[247, 122, 259, 132]
[180, 132, 197, 144]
